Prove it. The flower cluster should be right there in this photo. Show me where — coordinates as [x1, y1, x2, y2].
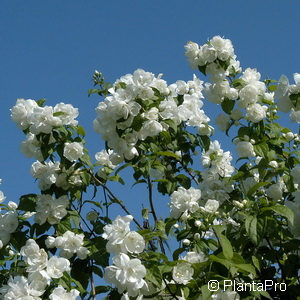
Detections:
[0, 239, 78, 299]
[276, 73, 300, 122]
[103, 215, 147, 297]
[11, 99, 79, 134]
[93, 69, 210, 160]
[46, 230, 89, 259]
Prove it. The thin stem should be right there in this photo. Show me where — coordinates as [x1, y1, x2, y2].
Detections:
[102, 186, 109, 219]
[88, 170, 143, 230]
[71, 203, 96, 237]
[89, 260, 96, 300]
[147, 177, 166, 255]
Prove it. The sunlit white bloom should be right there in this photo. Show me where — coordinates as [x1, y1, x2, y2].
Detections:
[0, 190, 6, 203]
[172, 262, 194, 285]
[48, 231, 90, 259]
[95, 149, 122, 169]
[246, 103, 267, 123]
[236, 141, 255, 158]
[269, 160, 278, 168]
[49, 286, 80, 300]
[35, 194, 68, 225]
[169, 187, 201, 219]
[31, 160, 60, 190]
[10, 98, 38, 129]
[202, 141, 234, 177]
[53, 103, 79, 126]
[290, 108, 300, 123]
[104, 253, 147, 297]
[182, 251, 208, 263]
[0, 275, 45, 300]
[21, 133, 43, 161]
[103, 215, 145, 254]
[63, 142, 84, 161]
[47, 256, 71, 278]
[201, 199, 219, 213]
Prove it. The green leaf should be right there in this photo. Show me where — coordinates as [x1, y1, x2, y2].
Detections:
[156, 151, 180, 159]
[254, 143, 269, 158]
[252, 256, 260, 271]
[76, 125, 86, 136]
[263, 204, 294, 225]
[245, 215, 258, 244]
[18, 194, 37, 212]
[145, 266, 162, 287]
[235, 263, 256, 275]
[201, 285, 213, 300]
[200, 135, 210, 151]
[246, 182, 269, 197]
[198, 65, 207, 76]
[213, 225, 233, 259]
[53, 111, 66, 117]
[221, 98, 235, 114]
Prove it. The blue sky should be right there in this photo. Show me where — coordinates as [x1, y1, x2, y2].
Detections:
[1, 1, 300, 225]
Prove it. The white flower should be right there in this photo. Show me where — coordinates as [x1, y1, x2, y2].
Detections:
[102, 215, 132, 244]
[31, 161, 60, 190]
[269, 160, 278, 168]
[0, 275, 45, 299]
[172, 262, 194, 285]
[47, 256, 71, 278]
[50, 231, 89, 259]
[10, 99, 38, 129]
[103, 215, 145, 254]
[290, 108, 300, 123]
[0, 211, 19, 234]
[20, 239, 48, 273]
[139, 120, 163, 140]
[63, 142, 84, 161]
[122, 231, 145, 254]
[104, 253, 147, 297]
[35, 194, 69, 225]
[202, 140, 234, 177]
[95, 149, 122, 169]
[169, 187, 201, 219]
[7, 201, 18, 210]
[21, 133, 43, 161]
[0, 190, 6, 203]
[201, 199, 219, 213]
[53, 103, 79, 126]
[183, 251, 207, 263]
[236, 141, 255, 158]
[246, 103, 267, 123]
[49, 286, 80, 300]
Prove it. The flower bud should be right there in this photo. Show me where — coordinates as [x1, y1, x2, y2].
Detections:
[86, 211, 98, 222]
[194, 233, 201, 240]
[194, 220, 202, 227]
[182, 239, 191, 246]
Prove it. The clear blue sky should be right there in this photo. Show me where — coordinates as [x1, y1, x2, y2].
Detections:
[1, 1, 300, 222]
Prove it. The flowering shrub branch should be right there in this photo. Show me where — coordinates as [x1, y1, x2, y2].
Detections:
[0, 35, 299, 299]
